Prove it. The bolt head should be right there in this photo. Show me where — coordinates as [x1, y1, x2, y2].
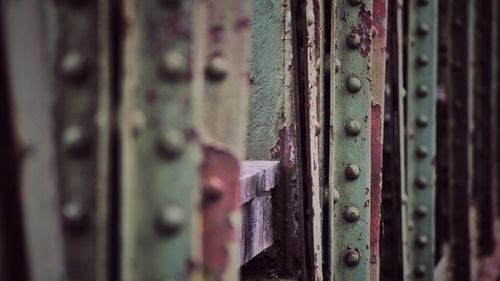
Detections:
[415, 235, 428, 248]
[343, 249, 360, 267]
[202, 177, 224, 207]
[414, 265, 426, 277]
[417, 23, 429, 36]
[343, 206, 360, 222]
[345, 119, 361, 136]
[345, 164, 360, 180]
[61, 52, 88, 81]
[417, 54, 429, 66]
[415, 176, 428, 189]
[346, 76, 362, 93]
[205, 56, 229, 82]
[416, 145, 428, 158]
[157, 129, 186, 160]
[155, 203, 185, 237]
[416, 85, 429, 97]
[62, 202, 87, 233]
[160, 51, 188, 81]
[415, 205, 428, 218]
[348, 0, 362, 6]
[63, 126, 89, 156]
[416, 115, 428, 127]
[346, 34, 362, 49]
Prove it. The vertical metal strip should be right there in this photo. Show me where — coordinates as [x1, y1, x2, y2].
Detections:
[332, 0, 373, 280]
[120, 0, 203, 280]
[198, 0, 252, 279]
[1, 1, 66, 280]
[370, 0, 388, 279]
[446, 0, 475, 279]
[407, 0, 437, 280]
[473, 0, 495, 258]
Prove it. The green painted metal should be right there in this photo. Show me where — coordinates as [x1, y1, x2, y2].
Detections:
[120, 0, 203, 280]
[446, 0, 475, 279]
[43, 0, 111, 279]
[406, 0, 437, 280]
[332, 0, 372, 280]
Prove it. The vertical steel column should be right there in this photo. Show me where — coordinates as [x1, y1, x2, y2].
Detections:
[120, 0, 203, 280]
[43, 0, 111, 279]
[1, 1, 66, 280]
[332, 0, 372, 280]
[446, 0, 475, 279]
[198, 0, 252, 279]
[370, 0, 388, 279]
[473, 0, 495, 258]
[407, 0, 437, 280]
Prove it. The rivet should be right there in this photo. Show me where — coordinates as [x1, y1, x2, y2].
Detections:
[416, 145, 428, 158]
[202, 177, 224, 207]
[333, 188, 340, 204]
[346, 76, 362, 93]
[343, 249, 360, 267]
[63, 126, 89, 156]
[348, 0, 362, 6]
[160, 51, 188, 81]
[415, 235, 428, 248]
[416, 85, 429, 97]
[346, 34, 362, 49]
[417, 54, 429, 66]
[414, 265, 426, 277]
[205, 56, 229, 82]
[62, 202, 87, 233]
[415, 176, 428, 189]
[345, 164, 360, 180]
[416, 115, 428, 127]
[343, 206, 360, 222]
[61, 52, 88, 81]
[155, 203, 185, 237]
[345, 119, 361, 136]
[417, 23, 429, 36]
[157, 129, 186, 160]
[335, 58, 341, 73]
[415, 205, 428, 218]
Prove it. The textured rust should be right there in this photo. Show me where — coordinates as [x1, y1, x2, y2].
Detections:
[372, 0, 386, 36]
[201, 146, 241, 280]
[370, 104, 383, 269]
[351, 4, 373, 57]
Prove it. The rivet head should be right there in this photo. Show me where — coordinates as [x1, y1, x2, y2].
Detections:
[416, 145, 428, 158]
[417, 54, 429, 66]
[415, 235, 428, 248]
[346, 34, 362, 49]
[202, 177, 224, 207]
[345, 164, 360, 180]
[205, 56, 229, 82]
[415, 205, 428, 218]
[415, 176, 428, 189]
[63, 126, 89, 156]
[417, 23, 429, 36]
[155, 203, 185, 237]
[333, 188, 340, 204]
[416, 115, 428, 127]
[343, 206, 360, 222]
[335, 58, 341, 73]
[61, 52, 88, 81]
[62, 202, 87, 233]
[160, 51, 188, 81]
[416, 85, 429, 97]
[348, 0, 362, 6]
[414, 265, 426, 277]
[343, 249, 360, 267]
[157, 129, 186, 160]
[345, 119, 361, 136]
[346, 76, 362, 93]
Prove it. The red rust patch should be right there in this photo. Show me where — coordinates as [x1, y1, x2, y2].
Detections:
[370, 104, 383, 277]
[201, 146, 241, 280]
[351, 4, 373, 57]
[372, 0, 387, 36]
